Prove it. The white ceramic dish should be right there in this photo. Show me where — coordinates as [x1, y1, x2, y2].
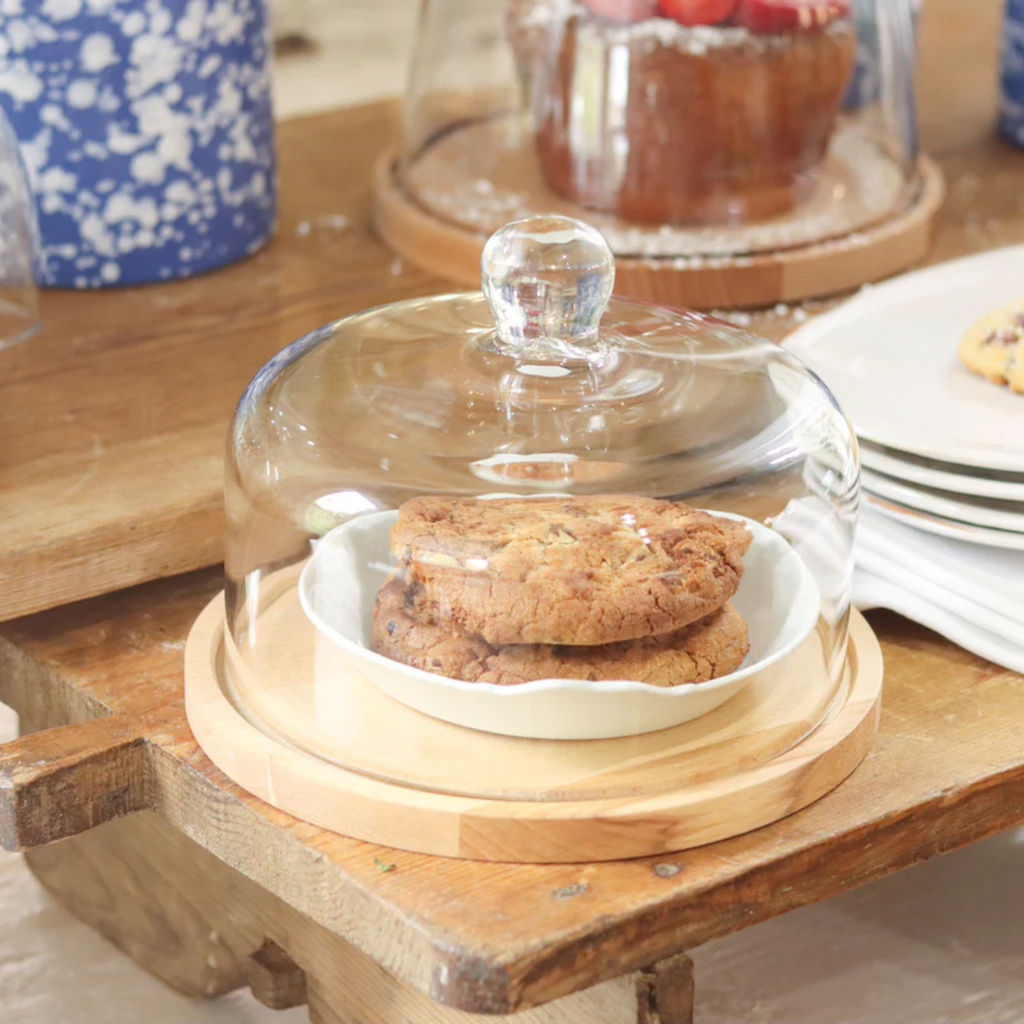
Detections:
[865, 495, 1024, 552]
[862, 469, 1024, 533]
[298, 510, 822, 740]
[860, 445, 1024, 502]
[785, 243, 1024, 473]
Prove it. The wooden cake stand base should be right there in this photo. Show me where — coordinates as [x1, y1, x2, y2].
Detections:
[374, 151, 945, 310]
[185, 590, 883, 863]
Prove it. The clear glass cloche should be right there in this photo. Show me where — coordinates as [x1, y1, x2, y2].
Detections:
[397, 0, 919, 261]
[223, 215, 858, 763]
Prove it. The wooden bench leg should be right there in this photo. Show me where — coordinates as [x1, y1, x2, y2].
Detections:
[246, 940, 309, 1010]
[637, 954, 696, 1024]
[25, 810, 694, 1024]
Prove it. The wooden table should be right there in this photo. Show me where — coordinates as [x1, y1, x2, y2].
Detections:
[1, 2, 1022, 1022]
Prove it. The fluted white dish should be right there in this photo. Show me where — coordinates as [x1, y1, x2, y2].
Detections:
[299, 510, 821, 740]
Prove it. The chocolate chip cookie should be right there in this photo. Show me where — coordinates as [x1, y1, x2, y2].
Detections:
[372, 577, 750, 687]
[390, 495, 753, 646]
[959, 299, 1024, 395]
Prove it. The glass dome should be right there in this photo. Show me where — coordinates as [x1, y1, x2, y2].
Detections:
[396, 0, 919, 262]
[223, 215, 858, 771]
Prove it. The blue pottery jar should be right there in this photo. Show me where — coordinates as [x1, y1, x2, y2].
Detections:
[0, 0, 276, 288]
[1001, 0, 1024, 147]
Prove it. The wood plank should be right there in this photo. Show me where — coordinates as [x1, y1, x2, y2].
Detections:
[0, 713, 147, 850]
[1, 565, 1021, 1014]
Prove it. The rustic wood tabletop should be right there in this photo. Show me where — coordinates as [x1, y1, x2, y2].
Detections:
[1, 1, 1023, 1022]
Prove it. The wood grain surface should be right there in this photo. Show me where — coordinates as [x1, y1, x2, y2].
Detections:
[0, 0, 1010, 624]
[0, 103, 444, 624]
[1, 566, 1022, 1014]
[28, 811, 687, 1023]
[218, 580, 844, 801]
[183, 589, 881, 862]
[1, 0, 1022, 1017]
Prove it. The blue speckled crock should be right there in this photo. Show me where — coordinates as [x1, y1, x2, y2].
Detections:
[0, 0, 276, 288]
[1001, 0, 1024, 148]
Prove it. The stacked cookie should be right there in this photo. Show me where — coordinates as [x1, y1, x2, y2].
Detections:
[371, 495, 753, 687]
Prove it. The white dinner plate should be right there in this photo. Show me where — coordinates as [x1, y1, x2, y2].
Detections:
[862, 469, 1024, 533]
[785, 244, 1024, 472]
[865, 495, 1024, 551]
[299, 510, 822, 740]
[860, 444, 1024, 502]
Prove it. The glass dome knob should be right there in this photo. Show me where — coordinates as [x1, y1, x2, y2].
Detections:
[481, 215, 614, 357]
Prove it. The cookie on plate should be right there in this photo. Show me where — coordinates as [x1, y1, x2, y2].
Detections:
[389, 495, 753, 646]
[372, 577, 750, 688]
[958, 300, 1024, 394]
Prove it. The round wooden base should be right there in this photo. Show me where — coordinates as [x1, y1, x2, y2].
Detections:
[374, 152, 944, 311]
[185, 591, 884, 863]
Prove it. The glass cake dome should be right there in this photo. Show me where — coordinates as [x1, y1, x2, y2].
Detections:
[389, 0, 920, 271]
[223, 215, 858, 770]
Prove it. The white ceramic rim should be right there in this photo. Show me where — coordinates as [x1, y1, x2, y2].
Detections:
[865, 495, 1024, 551]
[784, 242, 1024, 473]
[862, 469, 1024, 533]
[860, 445, 1024, 501]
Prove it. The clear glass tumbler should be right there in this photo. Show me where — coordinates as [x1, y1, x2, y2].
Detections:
[0, 107, 39, 351]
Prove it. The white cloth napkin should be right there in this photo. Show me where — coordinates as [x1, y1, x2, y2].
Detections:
[853, 504, 1024, 674]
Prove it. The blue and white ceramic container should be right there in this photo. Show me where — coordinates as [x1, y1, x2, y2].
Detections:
[1001, 0, 1024, 148]
[0, 0, 276, 288]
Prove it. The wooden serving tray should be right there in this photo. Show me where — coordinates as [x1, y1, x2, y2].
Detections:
[375, 151, 945, 310]
[184, 587, 883, 863]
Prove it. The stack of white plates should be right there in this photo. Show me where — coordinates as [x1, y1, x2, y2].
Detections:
[785, 244, 1024, 551]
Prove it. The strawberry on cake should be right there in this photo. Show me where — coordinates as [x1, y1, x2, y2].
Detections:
[510, 0, 857, 224]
